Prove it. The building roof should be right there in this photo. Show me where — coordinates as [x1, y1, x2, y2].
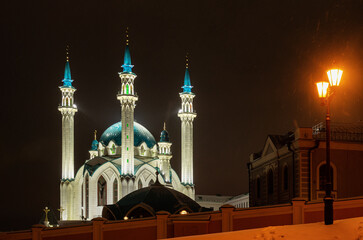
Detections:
[100, 121, 157, 148]
[102, 178, 208, 220]
[62, 60, 74, 87]
[182, 68, 193, 93]
[160, 130, 170, 142]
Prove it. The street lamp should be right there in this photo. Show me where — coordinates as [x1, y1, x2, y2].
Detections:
[315, 68, 343, 225]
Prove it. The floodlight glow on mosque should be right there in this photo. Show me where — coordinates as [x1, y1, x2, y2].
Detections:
[58, 36, 197, 220]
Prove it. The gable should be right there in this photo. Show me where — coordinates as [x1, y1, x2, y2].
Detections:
[261, 137, 277, 158]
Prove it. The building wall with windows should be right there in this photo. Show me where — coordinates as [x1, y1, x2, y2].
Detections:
[249, 124, 363, 207]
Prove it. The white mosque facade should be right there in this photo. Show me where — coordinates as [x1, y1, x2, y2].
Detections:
[59, 42, 196, 220]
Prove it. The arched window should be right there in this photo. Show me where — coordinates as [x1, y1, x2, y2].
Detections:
[111, 144, 116, 154]
[98, 176, 107, 206]
[268, 169, 274, 195]
[257, 177, 261, 198]
[319, 164, 334, 190]
[138, 179, 143, 189]
[126, 84, 129, 94]
[130, 84, 133, 94]
[85, 175, 89, 219]
[66, 98, 69, 106]
[190, 103, 193, 112]
[113, 179, 118, 203]
[141, 146, 145, 155]
[283, 165, 288, 191]
[148, 179, 154, 186]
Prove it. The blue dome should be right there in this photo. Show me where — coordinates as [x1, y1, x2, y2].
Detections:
[160, 130, 170, 142]
[100, 122, 156, 148]
[91, 139, 99, 150]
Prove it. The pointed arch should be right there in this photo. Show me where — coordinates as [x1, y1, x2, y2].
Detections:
[148, 179, 154, 186]
[125, 203, 155, 219]
[317, 161, 337, 191]
[98, 175, 107, 206]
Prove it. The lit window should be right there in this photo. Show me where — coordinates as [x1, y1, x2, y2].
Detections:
[111, 144, 116, 154]
[180, 210, 188, 215]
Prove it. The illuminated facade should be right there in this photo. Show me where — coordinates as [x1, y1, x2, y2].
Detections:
[59, 41, 196, 220]
[58, 54, 78, 220]
[249, 124, 363, 207]
[178, 58, 197, 197]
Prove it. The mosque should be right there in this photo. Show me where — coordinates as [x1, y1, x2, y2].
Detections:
[58, 37, 197, 220]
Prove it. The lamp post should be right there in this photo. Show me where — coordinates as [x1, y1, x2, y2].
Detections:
[316, 69, 343, 225]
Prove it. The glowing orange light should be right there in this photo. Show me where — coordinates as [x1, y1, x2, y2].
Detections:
[180, 210, 188, 215]
[316, 81, 329, 98]
[327, 69, 343, 87]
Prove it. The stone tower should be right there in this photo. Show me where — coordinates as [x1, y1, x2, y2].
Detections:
[117, 30, 138, 197]
[58, 48, 78, 220]
[158, 123, 172, 183]
[178, 56, 196, 198]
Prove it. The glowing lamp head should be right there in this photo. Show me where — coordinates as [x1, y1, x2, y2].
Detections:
[180, 210, 188, 215]
[316, 81, 329, 98]
[123, 216, 128, 220]
[327, 69, 343, 87]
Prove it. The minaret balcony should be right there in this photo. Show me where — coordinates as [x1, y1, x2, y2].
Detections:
[177, 111, 197, 119]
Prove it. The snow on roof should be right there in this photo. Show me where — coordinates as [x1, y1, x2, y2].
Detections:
[172, 216, 363, 240]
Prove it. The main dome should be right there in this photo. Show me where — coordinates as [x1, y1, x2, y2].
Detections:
[100, 122, 156, 148]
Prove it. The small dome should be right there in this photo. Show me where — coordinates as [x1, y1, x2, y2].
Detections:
[102, 181, 207, 220]
[160, 130, 169, 142]
[100, 122, 156, 148]
[91, 139, 98, 150]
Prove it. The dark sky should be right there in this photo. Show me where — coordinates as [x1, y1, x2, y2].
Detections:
[2, 0, 363, 231]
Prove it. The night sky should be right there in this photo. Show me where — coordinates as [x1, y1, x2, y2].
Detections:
[2, 0, 363, 231]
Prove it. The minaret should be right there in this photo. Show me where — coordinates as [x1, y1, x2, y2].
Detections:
[158, 123, 172, 183]
[117, 28, 138, 197]
[178, 55, 196, 198]
[58, 46, 78, 220]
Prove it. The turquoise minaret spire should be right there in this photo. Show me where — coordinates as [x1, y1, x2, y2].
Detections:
[62, 46, 73, 87]
[182, 54, 193, 93]
[122, 28, 134, 73]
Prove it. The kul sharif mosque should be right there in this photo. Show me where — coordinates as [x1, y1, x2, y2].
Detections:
[58, 35, 197, 220]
